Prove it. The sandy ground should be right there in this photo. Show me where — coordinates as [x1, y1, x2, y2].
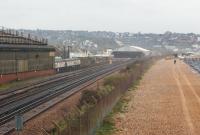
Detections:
[115, 59, 200, 135]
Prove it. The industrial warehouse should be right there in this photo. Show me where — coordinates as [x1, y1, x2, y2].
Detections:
[0, 27, 111, 84]
[112, 46, 150, 58]
[0, 27, 55, 84]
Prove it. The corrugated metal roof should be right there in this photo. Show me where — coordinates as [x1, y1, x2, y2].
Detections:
[114, 46, 150, 52]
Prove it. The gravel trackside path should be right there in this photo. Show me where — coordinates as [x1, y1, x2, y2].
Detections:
[115, 59, 200, 135]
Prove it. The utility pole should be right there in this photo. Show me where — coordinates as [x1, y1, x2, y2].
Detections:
[63, 46, 66, 59]
[67, 46, 72, 58]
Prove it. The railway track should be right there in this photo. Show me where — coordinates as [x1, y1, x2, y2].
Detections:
[0, 64, 113, 108]
[0, 59, 135, 134]
[0, 64, 108, 97]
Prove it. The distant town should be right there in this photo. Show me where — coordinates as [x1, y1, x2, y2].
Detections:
[21, 29, 200, 56]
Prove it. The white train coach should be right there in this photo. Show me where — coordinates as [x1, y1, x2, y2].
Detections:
[55, 58, 81, 73]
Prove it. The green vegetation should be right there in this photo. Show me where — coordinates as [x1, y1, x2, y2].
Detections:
[95, 99, 129, 135]
[96, 113, 116, 135]
[95, 59, 154, 135]
[0, 84, 11, 91]
[95, 81, 140, 135]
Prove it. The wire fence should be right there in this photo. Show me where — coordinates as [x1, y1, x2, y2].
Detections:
[48, 57, 156, 135]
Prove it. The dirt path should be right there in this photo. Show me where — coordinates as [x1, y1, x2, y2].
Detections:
[115, 59, 200, 135]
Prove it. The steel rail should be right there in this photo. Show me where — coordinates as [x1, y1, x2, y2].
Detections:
[0, 64, 113, 108]
[0, 60, 134, 126]
[0, 64, 108, 96]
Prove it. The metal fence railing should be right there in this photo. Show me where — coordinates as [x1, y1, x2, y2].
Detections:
[0, 26, 48, 45]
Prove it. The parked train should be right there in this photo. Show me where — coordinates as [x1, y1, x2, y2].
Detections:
[54, 56, 110, 73]
[55, 58, 81, 73]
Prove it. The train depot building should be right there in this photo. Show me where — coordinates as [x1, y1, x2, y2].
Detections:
[0, 28, 55, 84]
[112, 46, 150, 58]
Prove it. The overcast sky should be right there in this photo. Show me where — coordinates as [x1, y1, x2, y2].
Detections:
[0, 0, 200, 33]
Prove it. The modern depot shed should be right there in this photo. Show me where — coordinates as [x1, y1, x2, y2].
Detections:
[0, 27, 55, 84]
[112, 46, 150, 58]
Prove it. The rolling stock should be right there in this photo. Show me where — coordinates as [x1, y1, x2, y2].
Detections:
[55, 58, 81, 73]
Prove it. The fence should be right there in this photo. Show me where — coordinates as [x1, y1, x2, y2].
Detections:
[50, 57, 155, 135]
[0, 26, 48, 45]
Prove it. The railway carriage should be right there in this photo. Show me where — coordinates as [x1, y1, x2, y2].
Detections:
[55, 58, 81, 73]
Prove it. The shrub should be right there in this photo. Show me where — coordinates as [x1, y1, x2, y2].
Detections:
[79, 90, 100, 107]
[103, 75, 125, 87]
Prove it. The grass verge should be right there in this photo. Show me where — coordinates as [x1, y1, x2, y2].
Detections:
[95, 78, 141, 135]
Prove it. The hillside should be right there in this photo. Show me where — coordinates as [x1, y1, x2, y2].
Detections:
[20, 30, 200, 54]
